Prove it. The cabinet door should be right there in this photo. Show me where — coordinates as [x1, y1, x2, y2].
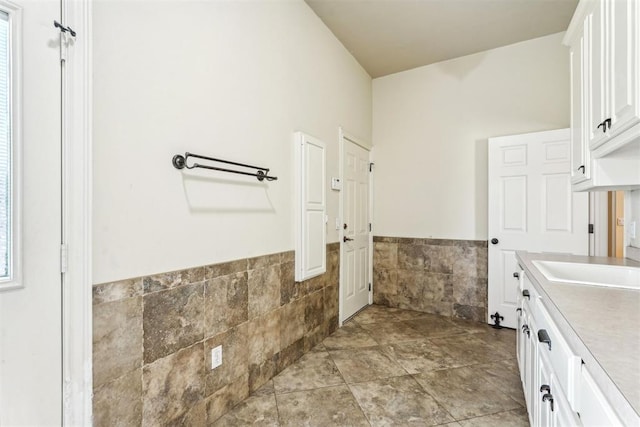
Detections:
[516, 301, 525, 381]
[520, 310, 534, 421]
[587, 0, 609, 150]
[552, 379, 580, 427]
[579, 365, 623, 426]
[608, 0, 640, 138]
[570, 34, 591, 183]
[537, 351, 552, 427]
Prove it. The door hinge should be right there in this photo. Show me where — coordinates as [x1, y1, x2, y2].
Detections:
[368, 283, 371, 291]
[588, 224, 594, 234]
[369, 162, 374, 172]
[60, 244, 68, 274]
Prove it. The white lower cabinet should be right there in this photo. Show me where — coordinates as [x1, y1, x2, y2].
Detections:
[578, 365, 623, 426]
[537, 349, 580, 427]
[516, 271, 622, 426]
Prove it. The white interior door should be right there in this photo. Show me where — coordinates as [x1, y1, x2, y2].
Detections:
[340, 135, 371, 322]
[488, 129, 588, 329]
[0, 1, 62, 424]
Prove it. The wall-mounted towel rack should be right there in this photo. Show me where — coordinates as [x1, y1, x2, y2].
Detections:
[172, 152, 278, 182]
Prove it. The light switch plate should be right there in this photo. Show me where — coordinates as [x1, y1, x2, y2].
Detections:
[331, 177, 342, 191]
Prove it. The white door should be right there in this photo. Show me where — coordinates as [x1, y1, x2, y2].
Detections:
[340, 136, 371, 321]
[488, 129, 588, 329]
[0, 1, 62, 425]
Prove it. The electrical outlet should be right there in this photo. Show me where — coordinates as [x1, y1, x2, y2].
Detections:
[211, 345, 222, 369]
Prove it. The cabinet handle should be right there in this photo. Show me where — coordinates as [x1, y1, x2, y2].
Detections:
[522, 289, 530, 300]
[578, 165, 585, 174]
[540, 384, 551, 393]
[516, 307, 522, 314]
[542, 393, 555, 412]
[597, 118, 612, 133]
[538, 329, 552, 351]
[343, 236, 353, 242]
[522, 324, 530, 337]
[513, 272, 519, 279]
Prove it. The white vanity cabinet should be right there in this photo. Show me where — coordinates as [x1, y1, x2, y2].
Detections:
[516, 253, 640, 426]
[564, 0, 640, 190]
[517, 271, 581, 427]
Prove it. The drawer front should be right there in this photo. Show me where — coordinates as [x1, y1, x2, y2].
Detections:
[579, 365, 623, 427]
[535, 301, 581, 409]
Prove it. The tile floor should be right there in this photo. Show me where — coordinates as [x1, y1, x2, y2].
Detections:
[212, 305, 529, 426]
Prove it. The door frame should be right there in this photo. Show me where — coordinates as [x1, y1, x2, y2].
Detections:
[62, 1, 92, 425]
[338, 127, 373, 325]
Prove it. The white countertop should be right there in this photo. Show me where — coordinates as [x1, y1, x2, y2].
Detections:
[516, 252, 640, 425]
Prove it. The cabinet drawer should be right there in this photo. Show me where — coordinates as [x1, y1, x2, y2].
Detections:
[579, 365, 622, 426]
[535, 302, 581, 409]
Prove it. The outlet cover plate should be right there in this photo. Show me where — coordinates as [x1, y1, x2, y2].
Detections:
[211, 345, 222, 369]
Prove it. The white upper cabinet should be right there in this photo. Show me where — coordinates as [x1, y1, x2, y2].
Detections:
[570, 27, 590, 183]
[564, 0, 640, 190]
[607, 0, 640, 142]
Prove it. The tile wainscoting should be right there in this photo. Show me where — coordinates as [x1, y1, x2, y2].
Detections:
[92, 243, 339, 426]
[373, 236, 488, 323]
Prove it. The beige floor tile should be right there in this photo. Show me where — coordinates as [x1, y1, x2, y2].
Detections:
[212, 394, 279, 426]
[330, 346, 407, 383]
[351, 304, 400, 324]
[349, 375, 455, 426]
[276, 385, 369, 427]
[413, 366, 522, 420]
[428, 334, 498, 366]
[457, 407, 529, 426]
[383, 340, 462, 374]
[476, 358, 525, 407]
[401, 316, 466, 338]
[322, 321, 378, 350]
[273, 351, 344, 393]
[359, 320, 426, 344]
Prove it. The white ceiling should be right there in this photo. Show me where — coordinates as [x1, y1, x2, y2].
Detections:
[304, 0, 579, 78]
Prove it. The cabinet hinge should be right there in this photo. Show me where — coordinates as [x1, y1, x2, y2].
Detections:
[60, 244, 68, 274]
[369, 223, 372, 232]
[588, 224, 594, 234]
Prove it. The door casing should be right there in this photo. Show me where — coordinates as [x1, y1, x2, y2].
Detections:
[61, 1, 93, 424]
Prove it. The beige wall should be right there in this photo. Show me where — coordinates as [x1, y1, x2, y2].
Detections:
[372, 33, 570, 241]
[93, 0, 372, 284]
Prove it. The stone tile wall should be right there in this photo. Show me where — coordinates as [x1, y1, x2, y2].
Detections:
[93, 244, 339, 426]
[373, 237, 488, 323]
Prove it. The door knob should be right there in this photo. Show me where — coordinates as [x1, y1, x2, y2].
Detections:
[491, 238, 499, 245]
[343, 236, 353, 242]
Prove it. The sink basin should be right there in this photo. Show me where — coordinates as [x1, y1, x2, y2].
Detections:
[532, 260, 640, 290]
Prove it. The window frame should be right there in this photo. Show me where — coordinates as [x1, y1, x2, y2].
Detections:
[0, 0, 22, 291]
